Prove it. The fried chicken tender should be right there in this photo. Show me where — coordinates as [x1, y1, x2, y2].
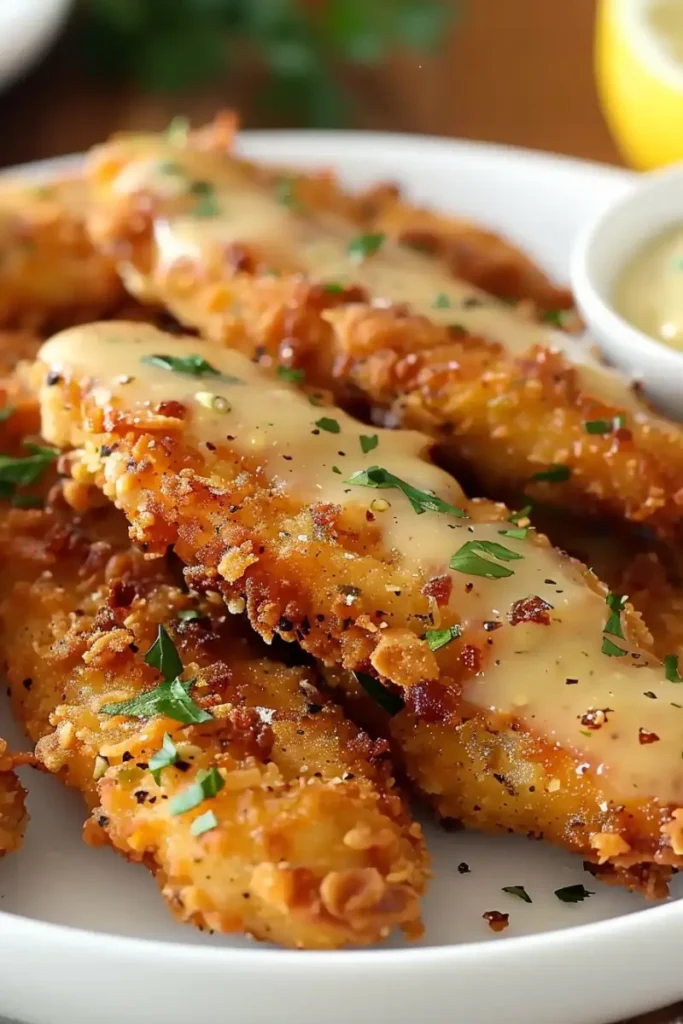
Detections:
[81, 125, 683, 539]
[0, 741, 27, 856]
[36, 320, 683, 896]
[0, 175, 123, 330]
[0, 500, 427, 948]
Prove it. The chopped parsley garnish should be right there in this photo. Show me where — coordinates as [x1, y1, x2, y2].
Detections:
[177, 609, 203, 622]
[0, 405, 15, 423]
[145, 624, 183, 682]
[277, 365, 305, 384]
[274, 175, 301, 210]
[509, 504, 533, 524]
[531, 464, 571, 483]
[149, 733, 179, 784]
[601, 637, 627, 658]
[424, 624, 462, 651]
[664, 654, 683, 683]
[188, 180, 220, 218]
[323, 282, 345, 294]
[584, 414, 625, 435]
[101, 625, 212, 724]
[308, 393, 324, 406]
[543, 309, 566, 327]
[348, 232, 386, 263]
[332, 465, 342, 474]
[191, 809, 218, 836]
[141, 353, 221, 378]
[0, 443, 58, 501]
[554, 884, 594, 903]
[165, 115, 189, 144]
[604, 592, 626, 640]
[158, 160, 184, 176]
[433, 293, 451, 308]
[169, 766, 224, 816]
[315, 417, 340, 434]
[353, 671, 405, 716]
[360, 434, 378, 454]
[501, 885, 532, 904]
[450, 539, 522, 579]
[346, 465, 467, 518]
[498, 526, 528, 540]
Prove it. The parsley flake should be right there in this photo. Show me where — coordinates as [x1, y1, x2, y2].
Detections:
[584, 414, 626, 435]
[664, 654, 683, 683]
[0, 405, 15, 423]
[169, 766, 224, 816]
[433, 293, 451, 308]
[601, 636, 627, 658]
[554, 884, 594, 903]
[360, 434, 378, 454]
[145, 625, 183, 682]
[501, 885, 532, 904]
[277, 365, 305, 384]
[177, 609, 203, 622]
[498, 526, 528, 540]
[315, 417, 340, 434]
[450, 539, 522, 579]
[141, 353, 221, 378]
[346, 465, 467, 518]
[188, 180, 220, 218]
[191, 809, 218, 836]
[531, 464, 571, 483]
[543, 309, 566, 327]
[348, 232, 385, 263]
[149, 733, 179, 784]
[353, 671, 405, 716]
[604, 592, 627, 640]
[323, 282, 345, 294]
[0, 443, 58, 493]
[425, 624, 462, 651]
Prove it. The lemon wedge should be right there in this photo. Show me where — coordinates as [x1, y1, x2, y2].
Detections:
[597, 0, 683, 169]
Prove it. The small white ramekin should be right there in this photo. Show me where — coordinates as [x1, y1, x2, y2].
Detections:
[571, 163, 683, 418]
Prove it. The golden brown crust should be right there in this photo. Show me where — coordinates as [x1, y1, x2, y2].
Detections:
[0, 501, 427, 948]
[36, 332, 683, 896]
[81, 123, 683, 539]
[0, 176, 123, 330]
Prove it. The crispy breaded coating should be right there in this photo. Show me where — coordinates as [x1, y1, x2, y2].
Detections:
[82, 124, 683, 539]
[0, 501, 427, 948]
[36, 320, 683, 896]
[0, 741, 27, 857]
[0, 175, 123, 330]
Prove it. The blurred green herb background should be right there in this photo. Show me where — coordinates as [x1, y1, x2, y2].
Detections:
[81, 0, 457, 126]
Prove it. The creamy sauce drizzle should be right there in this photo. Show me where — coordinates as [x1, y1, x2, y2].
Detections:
[99, 141, 638, 410]
[615, 223, 683, 352]
[41, 322, 683, 803]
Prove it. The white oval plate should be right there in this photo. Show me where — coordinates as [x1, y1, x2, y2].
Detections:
[1, 134, 676, 1024]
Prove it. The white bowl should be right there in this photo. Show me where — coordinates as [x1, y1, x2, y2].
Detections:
[0, 0, 72, 93]
[572, 163, 683, 418]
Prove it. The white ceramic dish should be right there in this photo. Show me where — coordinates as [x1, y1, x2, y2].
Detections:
[573, 161, 683, 417]
[1, 135, 677, 1024]
[0, 0, 72, 94]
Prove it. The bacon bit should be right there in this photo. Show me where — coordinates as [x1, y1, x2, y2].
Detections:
[405, 680, 460, 723]
[459, 644, 482, 673]
[580, 709, 607, 730]
[399, 228, 439, 254]
[639, 728, 660, 745]
[224, 243, 256, 274]
[589, 831, 631, 865]
[483, 911, 509, 932]
[508, 596, 552, 626]
[422, 574, 453, 606]
[154, 399, 186, 419]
